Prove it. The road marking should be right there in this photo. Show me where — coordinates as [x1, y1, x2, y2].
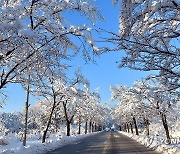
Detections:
[102, 133, 111, 154]
[114, 135, 119, 138]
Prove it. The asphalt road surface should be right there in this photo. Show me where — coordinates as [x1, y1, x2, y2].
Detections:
[45, 131, 160, 154]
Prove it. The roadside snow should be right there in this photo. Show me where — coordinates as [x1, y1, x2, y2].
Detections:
[0, 132, 100, 154]
[119, 131, 180, 154]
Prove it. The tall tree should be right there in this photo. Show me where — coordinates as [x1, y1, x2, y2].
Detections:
[22, 73, 30, 146]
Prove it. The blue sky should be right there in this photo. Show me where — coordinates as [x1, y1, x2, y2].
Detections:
[0, 0, 153, 113]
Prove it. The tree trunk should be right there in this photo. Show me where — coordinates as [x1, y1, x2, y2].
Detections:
[67, 121, 71, 136]
[124, 123, 126, 132]
[160, 112, 171, 144]
[130, 123, 133, 134]
[92, 122, 94, 132]
[133, 116, 139, 135]
[78, 116, 81, 134]
[119, 125, 121, 131]
[98, 125, 102, 131]
[95, 123, 97, 132]
[127, 123, 130, 133]
[23, 74, 30, 146]
[144, 118, 149, 136]
[62, 100, 74, 136]
[42, 95, 56, 143]
[85, 120, 88, 134]
[89, 121, 92, 133]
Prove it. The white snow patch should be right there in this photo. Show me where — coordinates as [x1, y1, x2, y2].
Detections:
[119, 131, 180, 154]
[0, 132, 100, 154]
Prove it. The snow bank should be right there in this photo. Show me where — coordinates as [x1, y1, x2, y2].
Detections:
[119, 131, 180, 154]
[0, 132, 100, 154]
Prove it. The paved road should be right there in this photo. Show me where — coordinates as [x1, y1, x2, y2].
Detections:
[45, 131, 159, 154]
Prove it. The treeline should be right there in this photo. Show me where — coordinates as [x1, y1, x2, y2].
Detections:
[111, 78, 179, 144]
[0, 92, 111, 143]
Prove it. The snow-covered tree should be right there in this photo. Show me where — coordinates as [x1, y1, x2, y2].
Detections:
[111, 77, 179, 143]
[72, 89, 101, 134]
[111, 85, 141, 135]
[0, 0, 102, 93]
[34, 71, 66, 142]
[0, 112, 23, 134]
[132, 79, 179, 143]
[0, 0, 103, 143]
[95, 103, 112, 131]
[28, 102, 49, 131]
[111, 0, 180, 90]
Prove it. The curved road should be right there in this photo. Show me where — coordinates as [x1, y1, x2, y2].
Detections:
[45, 131, 160, 154]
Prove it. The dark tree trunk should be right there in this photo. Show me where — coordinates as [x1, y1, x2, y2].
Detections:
[119, 125, 122, 131]
[130, 123, 133, 134]
[124, 123, 126, 132]
[85, 120, 88, 134]
[133, 116, 139, 135]
[89, 121, 92, 133]
[160, 112, 171, 144]
[127, 123, 130, 133]
[62, 100, 74, 136]
[92, 122, 94, 132]
[95, 123, 97, 132]
[23, 74, 30, 146]
[78, 116, 81, 134]
[42, 108, 55, 143]
[42, 94, 57, 143]
[67, 121, 71, 136]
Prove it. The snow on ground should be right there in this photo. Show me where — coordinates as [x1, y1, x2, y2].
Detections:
[118, 115, 180, 154]
[0, 131, 100, 154]
[119, 131, 180, 154]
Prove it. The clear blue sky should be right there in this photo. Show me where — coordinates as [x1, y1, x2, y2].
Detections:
[0, 0, 153, 113]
